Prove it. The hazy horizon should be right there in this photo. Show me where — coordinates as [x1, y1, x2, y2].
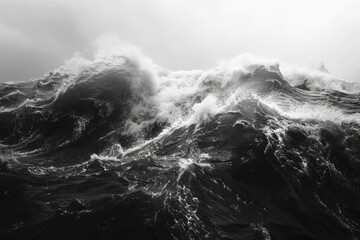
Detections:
[1, 0, 360, 82]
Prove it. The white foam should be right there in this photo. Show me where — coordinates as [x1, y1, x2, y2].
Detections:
[12, 39, 360, 142]
[90, 154, 119, 161]
[188, 95, 220, 124]
[281, 64, 360, 93]
[259, 95, 360, 124]
[48, 34, 160, 110]
[118, 52, 360, 139]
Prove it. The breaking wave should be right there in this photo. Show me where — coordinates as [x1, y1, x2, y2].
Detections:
[1, 39, 360, 240]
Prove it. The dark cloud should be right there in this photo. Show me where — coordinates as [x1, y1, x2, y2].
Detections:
[0, 0, 359, 81]
[0, 45, 59, 82]
[0, 0, 86, 81]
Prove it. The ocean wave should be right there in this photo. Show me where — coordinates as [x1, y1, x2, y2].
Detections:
[1, 42, 360, 239]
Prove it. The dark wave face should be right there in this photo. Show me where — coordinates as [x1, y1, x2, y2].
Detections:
[1, 52, 360, 240]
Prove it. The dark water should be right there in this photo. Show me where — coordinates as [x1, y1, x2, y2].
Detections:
[1, 55, 360, 240]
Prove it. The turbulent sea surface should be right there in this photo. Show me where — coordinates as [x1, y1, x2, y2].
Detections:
[1, 49, 360, 240]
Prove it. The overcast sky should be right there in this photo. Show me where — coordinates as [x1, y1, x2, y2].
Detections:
[1, 0, 360, 82]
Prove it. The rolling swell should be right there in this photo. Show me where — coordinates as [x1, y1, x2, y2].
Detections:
[1, 53, 360, 240]
[0, 62, 154, 164]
